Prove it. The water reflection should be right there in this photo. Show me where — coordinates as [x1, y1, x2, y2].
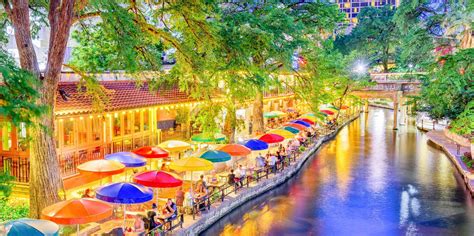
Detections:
[202, 108, 474, 236]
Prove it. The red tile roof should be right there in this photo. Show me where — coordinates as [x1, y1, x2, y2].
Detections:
[56, 81, 193, 115]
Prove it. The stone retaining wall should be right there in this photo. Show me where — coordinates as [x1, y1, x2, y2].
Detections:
[178, 115, 360, 236]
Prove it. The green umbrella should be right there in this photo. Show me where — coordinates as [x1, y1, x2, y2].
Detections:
[263, 112, 278, 118]
[191, 133, 226, 143]
[200, 150, 231, 163]
[281, 126, 300, 134]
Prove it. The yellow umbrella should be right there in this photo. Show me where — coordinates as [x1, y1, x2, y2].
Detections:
[267, 129, 296, 139]
[169, 156, 214, 172]
[169, 157, 214, 193]
[158, 140, 191, 152]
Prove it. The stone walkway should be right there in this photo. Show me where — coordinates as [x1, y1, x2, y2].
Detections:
[426, 130, 473, 194]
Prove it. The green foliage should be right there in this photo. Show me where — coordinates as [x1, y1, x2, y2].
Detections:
[418, 48, 473, 120]
[0, 50, 46, 128]
[0, 172, 14, 198]
[449, 101, 474, 137]
[335, 6, 398, 72]
[0, 198, 29, 222]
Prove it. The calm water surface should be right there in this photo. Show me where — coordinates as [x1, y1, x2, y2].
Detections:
[202, 108, 474, 236]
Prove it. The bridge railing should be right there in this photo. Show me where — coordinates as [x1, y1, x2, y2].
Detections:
[370, 72, 425, 82]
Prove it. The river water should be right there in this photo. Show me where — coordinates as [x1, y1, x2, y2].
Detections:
[202, 108, 474, 236]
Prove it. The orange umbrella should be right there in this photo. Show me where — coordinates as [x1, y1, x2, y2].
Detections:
[132, 146, 169, 159]
[77, 159, 125, 177]
[41, 198, 113, 225]
[285, 123, 306, 131]
[218, 144, 251, 156]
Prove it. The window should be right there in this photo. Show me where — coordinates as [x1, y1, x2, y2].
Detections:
[134, 111, 141, 133]
[54, 121, 59, 147]
[63, 119, 75, 147]
[1, 122, 12, 151]
[77, 118, 87, 145]
[124, 112, 132, 135]
[17, 122, 28, 151]
[143, 110, 150, 131]
[91, 116, 101, 142]
[113, 114, 121, 137]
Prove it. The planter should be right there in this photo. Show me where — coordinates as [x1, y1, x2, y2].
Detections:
[444, 129, 470, 147]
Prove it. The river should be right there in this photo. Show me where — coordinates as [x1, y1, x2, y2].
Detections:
[201, 108, 474, 236]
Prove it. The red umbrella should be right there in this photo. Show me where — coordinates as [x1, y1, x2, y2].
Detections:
[133, 170, 183, 188]
[320, 109, 335, 115]
[132, 146, 169, 159]
[218, 144, 251, 156]
[259, 134, 284, 144]
[285, 123, 306, 131]
[298, 118, 315, 125]
[41, 198, 113, 225]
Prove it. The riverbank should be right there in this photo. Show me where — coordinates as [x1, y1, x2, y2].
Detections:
[426, 130, 474, 196]
[177, 114, 360, 235]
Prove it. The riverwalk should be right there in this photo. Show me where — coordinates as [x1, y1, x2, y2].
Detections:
[426, 130, 473, 195]
[174, 114, 360, 235]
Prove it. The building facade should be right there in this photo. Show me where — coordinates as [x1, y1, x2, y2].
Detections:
[334, 0, 399, 25]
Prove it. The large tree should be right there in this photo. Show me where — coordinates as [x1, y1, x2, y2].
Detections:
[0, 0, 220, 218]
[336, 6, 399, 72]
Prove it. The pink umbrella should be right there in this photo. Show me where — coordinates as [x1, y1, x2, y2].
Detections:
[133, 170, 183, 188]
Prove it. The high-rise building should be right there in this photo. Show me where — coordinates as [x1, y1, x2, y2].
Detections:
[334, 0, 399, 25]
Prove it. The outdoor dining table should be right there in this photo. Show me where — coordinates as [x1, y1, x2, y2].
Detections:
[207, 181, 225, 193]
[217, 172, 229, 182]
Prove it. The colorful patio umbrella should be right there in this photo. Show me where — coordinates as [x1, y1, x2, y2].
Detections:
[298, 118, 315, 125]
[5, 218, 59, 236]
[318, 111, 329, 117]
[105, 152, 146, 168]
[320, 109, 335, 116]
[158, 140, 191, 152]
[290, 120, 311, 127]
[169, 157, 214, 172]
[327, 104, 340, 110]
[259, 134, 284, 144]
[133, 170, 183, 188]
[132, 146, 169, 159]
[191, 133, 226, 143]
[200, 150, 231, 163]
[169, 157, 213, 193]
[244, 139, 269, 151]
[95, 182, 153, 228]
[281, 126, 300, 134]
[303, 112, 316, 117]
[270, 111, 286, 117]
[263, 112, 278, 118]
[218, 144, 252, 156]
[41, 198, 113, 233]
[299, 115, 317, 122]
[285, 123, 306, 131]
[341, 105, 349, 110]
[267, 129, 295, 139]
[95, 182, 153, 204]
[77, 160, 125, 177]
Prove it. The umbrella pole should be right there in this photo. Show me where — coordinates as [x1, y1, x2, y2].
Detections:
[123, 204, 126, 230]
[77, 224, 80, 234]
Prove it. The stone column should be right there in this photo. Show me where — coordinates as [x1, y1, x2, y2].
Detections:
[364, 99, 369, 113]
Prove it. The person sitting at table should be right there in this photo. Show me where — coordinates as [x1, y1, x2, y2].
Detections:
[81, 188, 93, 198]
[268, 154, 278, 173]
[175, 187, 184, 212]
[132, 214, 146, 235]
[256, 153, 265, 168]
[196, 174, 207, 189]
[147, 204, 159, 231]
[194, 183, 208, 214]
[228, 169, 238, 188]
[165, 198, 177, 219]
[237, 165, 246, 186]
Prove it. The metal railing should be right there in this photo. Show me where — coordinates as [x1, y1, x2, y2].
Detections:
[1, 156, 30, 183]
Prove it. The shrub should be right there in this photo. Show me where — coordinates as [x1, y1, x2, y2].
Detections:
[0, 198, 29, 221]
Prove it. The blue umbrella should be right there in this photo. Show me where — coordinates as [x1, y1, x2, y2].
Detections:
[96, 182, 153, 228]
[290, 120, 311, 127]
[6, 218, 59, 236]
[105, 152, 147, 168]
[244, 139, 269, 151]
[281, 126, 300, 134]
[96, 182, 153, 204]
[200, 150, 231, 163]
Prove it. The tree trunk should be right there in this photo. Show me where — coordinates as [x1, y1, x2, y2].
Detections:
[5, 0, 76, 218]
[223, 105, 236, 143]
[252, 90, 265, 136]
